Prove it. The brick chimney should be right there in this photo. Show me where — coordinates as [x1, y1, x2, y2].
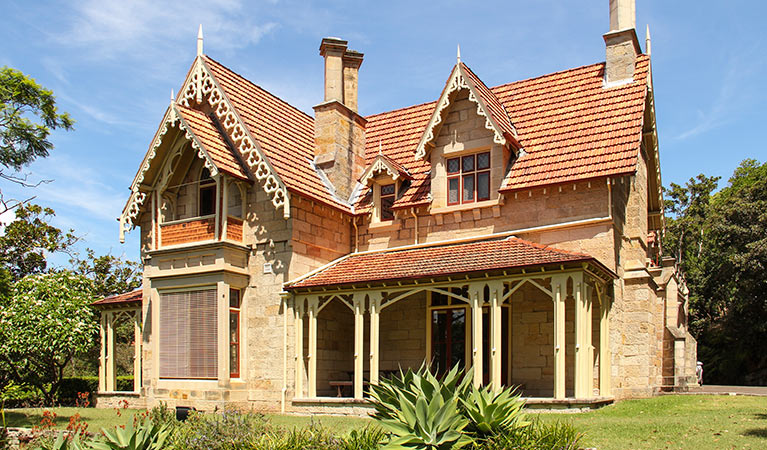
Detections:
[603, 0, 641, 85]
[313, 38, 367, 202]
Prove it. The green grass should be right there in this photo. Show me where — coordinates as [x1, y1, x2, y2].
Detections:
[4, 395, 767, 449]
[537, 395, 767, 450]
[2, 407, 140, 432]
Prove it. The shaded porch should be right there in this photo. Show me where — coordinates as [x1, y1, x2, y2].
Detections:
[284, 236, 616, 408]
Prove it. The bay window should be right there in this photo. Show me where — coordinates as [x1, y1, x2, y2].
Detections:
[159, 289, 217, 379]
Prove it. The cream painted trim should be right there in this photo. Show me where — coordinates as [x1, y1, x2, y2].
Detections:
[119, 103, 221, 243]
[430, 199, 500, 216]
[178, 57, 290, 219]
[415, 64, 509, 160]
[284, 216, 613, 289]
[359, 156, 409, 186]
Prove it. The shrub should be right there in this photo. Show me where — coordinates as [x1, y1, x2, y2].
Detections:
[167, 408, 273, 450]
[58, 377, 134, 406]
[460, 385, 528, 438]
[474, 418, 583, 450]
[339, 426, 388, 450]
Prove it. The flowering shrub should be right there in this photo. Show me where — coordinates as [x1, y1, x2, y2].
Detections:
[0, 271, 98, 405]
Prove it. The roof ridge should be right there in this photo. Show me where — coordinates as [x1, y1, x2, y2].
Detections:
[203, 55, 315, 122]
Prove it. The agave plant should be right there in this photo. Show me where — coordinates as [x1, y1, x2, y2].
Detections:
[90, 419, 170, 450]
[460, 385, 528, 437]
[368, 364, 474, 449]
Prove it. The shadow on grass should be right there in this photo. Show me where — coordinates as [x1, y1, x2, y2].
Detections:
[743, 429, 767, 438]
[3, 410, 70, 429]
[754, 413, 767, 420]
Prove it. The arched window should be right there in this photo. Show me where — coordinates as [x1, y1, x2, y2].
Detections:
[199, 168, 216, 216]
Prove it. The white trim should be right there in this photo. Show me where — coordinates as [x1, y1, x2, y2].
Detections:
[359, 155, 409, 186]
[415, 64, 509, 160]
[178, 57, 290, 219]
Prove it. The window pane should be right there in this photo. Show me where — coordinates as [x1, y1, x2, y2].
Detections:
[462, 174, 475, 203]
[447, 158, 460, 174]
[381, 195, 395, 221]
[462, 155, 475, 172]
[200, 185, 216, 216]
[448, 177, 460, 204]
[230, 311, 239, 343]
[230, 344, 239, 377]
[477, 171, 490, 201]
[381, 184, 395, 196]
[229, 289, 241, 308]
[160, 289, 217, 379]
[477, 152, 490, 170]
[431, 291, 448, 306]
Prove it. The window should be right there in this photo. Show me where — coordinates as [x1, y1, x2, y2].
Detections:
[447, 151, 491, 205]
[159, 289, 217, 379]
[199, 168, 216, 216]
[229, 288, 241, 378]
[380, 184, 395, 221]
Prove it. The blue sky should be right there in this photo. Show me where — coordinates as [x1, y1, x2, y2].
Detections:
[0, 0, 765, 265]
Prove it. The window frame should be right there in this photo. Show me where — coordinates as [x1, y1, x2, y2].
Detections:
[447, 151, 491, 206]
[379, 183, 396, 222]
[229, 288, 241, 379]
[199, 168, 217, 217]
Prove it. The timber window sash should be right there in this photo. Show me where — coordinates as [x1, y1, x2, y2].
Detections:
[229, 288, 241, 379]
[159, 288, 217, 379]
[447, 151, 491, 205]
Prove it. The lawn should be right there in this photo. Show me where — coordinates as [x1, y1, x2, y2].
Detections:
[4, 395, 767, 449]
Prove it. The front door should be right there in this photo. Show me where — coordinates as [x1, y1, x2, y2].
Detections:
[430, 308, 467, 377]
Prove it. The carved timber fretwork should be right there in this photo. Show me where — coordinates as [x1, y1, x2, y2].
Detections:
[178, 57, 290, 219]
[119, 103, 221, 242]
[358, 155, 410, 186]
[415, 64, 508, 160]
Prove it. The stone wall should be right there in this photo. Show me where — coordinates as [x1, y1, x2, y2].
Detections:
[509, 282, 556, 397]
[379, 292, 428, 372]
[316, 299, 354, 397]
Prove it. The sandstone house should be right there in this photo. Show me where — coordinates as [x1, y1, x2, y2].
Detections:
[94, 0, 698, 413]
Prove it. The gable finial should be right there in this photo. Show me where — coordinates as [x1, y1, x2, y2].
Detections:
[456, 44, 461, 63]
[378, 140, 383, 156]
[197, 24, 204, 56]
[170, 89, 175, 102]
[645, 24, 651, 56]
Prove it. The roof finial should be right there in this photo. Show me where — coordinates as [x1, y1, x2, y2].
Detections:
[645, 24, 651, 56]
[170, 89, 175, 102]
[197, 24, 204, 56]
[378, 140, 383, 155]
[456, 44, 461, 63]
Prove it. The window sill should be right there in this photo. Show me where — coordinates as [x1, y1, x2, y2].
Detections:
[368, 221, 398, 231]
[430, 198, 500, 215]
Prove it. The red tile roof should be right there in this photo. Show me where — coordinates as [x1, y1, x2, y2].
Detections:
[193, 55, 649, 214]
[92, 289, 142, 307]
[360, 56, 650, 210]
[175, 104, 249, 180]
[287, 236, 613, 289]
[460, 63, 517, 139]
[203, 57, 350, 211]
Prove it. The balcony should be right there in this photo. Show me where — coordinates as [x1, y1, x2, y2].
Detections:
[159, 215, 243, 248]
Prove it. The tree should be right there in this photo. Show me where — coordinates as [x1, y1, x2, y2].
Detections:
[71, 248, 142, 299]
[0, 66, 73, 213]
[0, 271, 97, 405]
[0, 203, 78, 283]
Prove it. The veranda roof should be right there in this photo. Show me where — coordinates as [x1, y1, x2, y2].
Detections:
[285, 236, 616, 290]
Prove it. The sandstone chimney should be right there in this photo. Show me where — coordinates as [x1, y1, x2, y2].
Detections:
[603, 0, 641, 84]
[313, 38, 366, 201]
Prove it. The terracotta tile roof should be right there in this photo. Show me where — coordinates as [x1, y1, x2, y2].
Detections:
[175, 104, 249, 180]
[196, 55, 648, 214]
[287, 236, 612, 289]
[359, 56, 650, 210]
[460, 63, 517, 139]
[203, 57, 349, 211]
[92, 289, 142, 307]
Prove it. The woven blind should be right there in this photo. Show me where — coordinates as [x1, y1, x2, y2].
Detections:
[159, 289, 217, 378]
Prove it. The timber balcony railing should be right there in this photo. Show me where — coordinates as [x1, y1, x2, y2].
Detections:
[158, 215, 244, 247]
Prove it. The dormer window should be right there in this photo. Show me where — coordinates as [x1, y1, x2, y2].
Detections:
[447, 151, 491, 205]
[380, 184, 396, 221]
[199, 168, 216, 216]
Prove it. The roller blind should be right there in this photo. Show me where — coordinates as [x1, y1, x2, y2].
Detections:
[159, 289, 217, 378]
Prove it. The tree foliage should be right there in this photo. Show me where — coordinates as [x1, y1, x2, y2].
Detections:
[71, 248, 142, 300]
[0, 271, 98, 405]
[663, 159, 767, 384]
[0, 66, 73, 171]
[0, 203, 78, 283]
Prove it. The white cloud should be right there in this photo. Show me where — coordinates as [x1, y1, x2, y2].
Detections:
[61, 0, 280, 62]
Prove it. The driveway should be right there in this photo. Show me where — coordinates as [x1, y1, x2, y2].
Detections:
[693, 385, 767, 396]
